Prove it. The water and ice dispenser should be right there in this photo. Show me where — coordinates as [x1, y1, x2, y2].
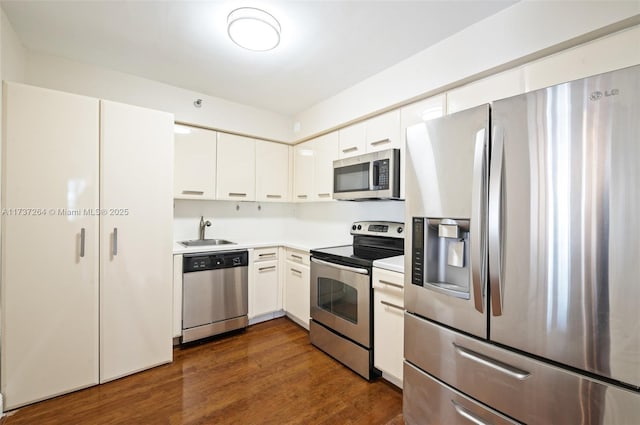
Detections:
[411, 216, 471, 300]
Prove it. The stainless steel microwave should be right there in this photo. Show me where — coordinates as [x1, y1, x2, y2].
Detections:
[332, 148, 400, 200]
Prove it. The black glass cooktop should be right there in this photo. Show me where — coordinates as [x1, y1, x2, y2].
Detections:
[311, 244, 402, 268]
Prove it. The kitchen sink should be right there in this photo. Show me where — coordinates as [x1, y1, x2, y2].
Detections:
[179, 239, 236, 247]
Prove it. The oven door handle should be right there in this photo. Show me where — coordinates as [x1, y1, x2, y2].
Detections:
[311, 258, 370, 275]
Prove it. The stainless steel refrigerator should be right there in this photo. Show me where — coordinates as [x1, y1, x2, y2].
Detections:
[404, 65, 640, 424]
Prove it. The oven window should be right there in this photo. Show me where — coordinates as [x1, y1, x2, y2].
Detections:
[334, 163, 369, 193]
[317, 277, 358, 324]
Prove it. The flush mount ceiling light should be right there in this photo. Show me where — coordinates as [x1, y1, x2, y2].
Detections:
[227, 7, 281, 52]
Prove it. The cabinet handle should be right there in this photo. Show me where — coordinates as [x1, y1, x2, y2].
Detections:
[182, 190, 204, 195]
[290, 268, 302, 275]
[451, 400, 492, 425]
[266, 194, 282, 199]
[453, 343, 530, 380]
[378, 279, 403, 289]
[229, 192, 247, 197]
[113, 228, 118, 256]
[259, 265, 276, 272]
[380, 300, 404, 311]
[317, 193, 331, 198]
[259, 253, 277, 257]
[297, 194, 308, 199]
[80, 228, 86, 258]
[290, 254, 303, 260]
[342, 146, 358, 153]
[370, 138, 390, 146]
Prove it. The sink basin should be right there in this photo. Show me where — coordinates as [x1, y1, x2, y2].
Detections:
[179, 239, 236, 247]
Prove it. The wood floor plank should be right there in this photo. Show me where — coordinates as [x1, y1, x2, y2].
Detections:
[1, 318, 402, 425]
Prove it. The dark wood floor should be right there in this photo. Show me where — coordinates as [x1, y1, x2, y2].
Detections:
[1, 318, 403, 425]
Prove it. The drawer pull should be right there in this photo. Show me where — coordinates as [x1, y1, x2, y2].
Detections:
[259, 253, 276, 257]
[370, 138, 390, 146]
[297, 195, 308, 199]
[379, 279, 403, 289]
[182, 190, 204, 195]
[317, 193, 331, 198]
[229, 192, 247, 197]
[453, 343, 530, 380]
[266, 194, 282, 198]
[342, 146, 358, 153]
[258, 266, 276, 272]
[451, 400, 492, 425]
[380, 300, 403, 311]
[290, 268, 302, 275]
[290, 254, 303, 260]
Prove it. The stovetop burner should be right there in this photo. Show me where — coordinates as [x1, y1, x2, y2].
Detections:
[311, 221, 404, 268]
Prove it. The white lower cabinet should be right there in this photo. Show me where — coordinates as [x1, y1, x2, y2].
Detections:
[283, 249, 310, 329]
[250, 247, 283, 323]
[373, 267, 405, 388]
[1, 82, 174, 409]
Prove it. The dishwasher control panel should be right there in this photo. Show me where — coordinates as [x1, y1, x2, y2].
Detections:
[183, 250, 248, 273]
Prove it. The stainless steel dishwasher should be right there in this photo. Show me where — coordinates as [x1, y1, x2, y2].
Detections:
[182, 250, 249, 343]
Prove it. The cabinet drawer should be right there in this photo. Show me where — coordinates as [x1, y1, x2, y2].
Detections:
[253, 247, 279, 261]
[405, 313, 640, 424]
[285, 249, 309, 265]
[404, 361, 520, 425]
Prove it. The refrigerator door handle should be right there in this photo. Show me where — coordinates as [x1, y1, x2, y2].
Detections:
[489, 126, 504, 316]
[470, 128, 487, 314]
[451, 400, 493, 425]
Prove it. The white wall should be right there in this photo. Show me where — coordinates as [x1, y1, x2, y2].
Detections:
[173, 199, 405, 249]
[24, 52, 294, 142]
[293, 0, 640, 140]
[1, 9, 26, 83]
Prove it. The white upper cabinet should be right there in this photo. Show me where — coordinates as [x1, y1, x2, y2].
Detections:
[216, 133, 256, 201]
[399, 94, 446, 199]
[293, 140, 314, 202]
[312, 132, 339, 201]
[174, 125, 217, 200]
[365, 110, 401, 153]
[338, 121, 366, 159]
[447, 68, 525, 114]
[256, 141, 290, 202]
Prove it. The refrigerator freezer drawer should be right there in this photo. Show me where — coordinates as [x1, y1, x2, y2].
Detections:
[404, 361, 520, 425]
[405, 313, 640, 424]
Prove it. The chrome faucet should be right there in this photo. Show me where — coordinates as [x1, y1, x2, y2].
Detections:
[199, 216, 211, 240]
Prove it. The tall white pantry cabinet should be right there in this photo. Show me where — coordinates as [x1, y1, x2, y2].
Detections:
[0, 82, 174, 410]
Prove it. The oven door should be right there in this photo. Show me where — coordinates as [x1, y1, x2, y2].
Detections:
[310, 258, 371, 348]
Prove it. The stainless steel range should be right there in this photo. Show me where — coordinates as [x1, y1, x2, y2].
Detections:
[310, 221, 404, 380]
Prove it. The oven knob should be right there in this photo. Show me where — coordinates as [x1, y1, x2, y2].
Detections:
[357, 224, 362, 230]
[352, 224, 357, 231]
[397, 227, 403, 234]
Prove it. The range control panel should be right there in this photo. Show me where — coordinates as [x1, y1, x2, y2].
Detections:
[183, 250, 248, 273]
[350, 221, 404, 238]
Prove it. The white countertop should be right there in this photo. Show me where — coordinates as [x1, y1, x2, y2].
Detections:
[172, 239, 344, 255]
[373, 255, 405, 274]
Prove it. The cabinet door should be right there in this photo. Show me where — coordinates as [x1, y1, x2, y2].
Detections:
[216, 133, 256, 201]
[400, 96, 446, 198]
[284, 260, 310, 329]
[256, 141, 290, 202]
[293, 141, 314, 202]
[99, 100, 173, 383]
[1, 83, 99, 409]
[366, 110, 401, 152]
[338, 122, 366, 158]
[174, 125, 217, 200]
[312, 132, 339, 201]
[252, 259, 280, 317]
[373, 268, 405, 387]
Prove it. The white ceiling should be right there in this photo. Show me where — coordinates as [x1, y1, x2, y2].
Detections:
[1, 1, 517, 116]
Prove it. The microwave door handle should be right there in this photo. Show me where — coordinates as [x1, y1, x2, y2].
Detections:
[371, 161, 378, 189]
[470, 128, 487, 314]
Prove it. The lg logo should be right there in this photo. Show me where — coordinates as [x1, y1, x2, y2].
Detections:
[589, 89, 620, 101]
